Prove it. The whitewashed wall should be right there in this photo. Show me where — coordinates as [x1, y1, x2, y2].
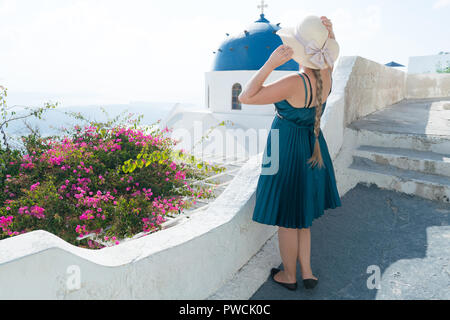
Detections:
[407, 73, 450, 99]
[0, 156, 276, 299]
[205, 70, 293, 114]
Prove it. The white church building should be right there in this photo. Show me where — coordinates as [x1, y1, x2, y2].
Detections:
[161, 11, 301, 159]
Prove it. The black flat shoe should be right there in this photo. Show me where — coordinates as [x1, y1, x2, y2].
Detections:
[270, 268, 297, 291]
[303, 278, 319, 289]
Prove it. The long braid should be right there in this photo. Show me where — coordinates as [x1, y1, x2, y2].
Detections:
[307, 69, 325, 169]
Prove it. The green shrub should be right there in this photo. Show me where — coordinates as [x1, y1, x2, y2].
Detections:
[0, 87, 226, 248]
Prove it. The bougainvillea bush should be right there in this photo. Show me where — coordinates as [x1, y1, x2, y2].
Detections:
[0, 87, 225, 249]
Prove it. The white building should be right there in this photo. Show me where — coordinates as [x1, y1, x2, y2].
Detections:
[408, 52, 450, 74]
[161, 12, 301, 158]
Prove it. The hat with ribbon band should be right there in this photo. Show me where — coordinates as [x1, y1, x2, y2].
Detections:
[276, 15, 340, 70]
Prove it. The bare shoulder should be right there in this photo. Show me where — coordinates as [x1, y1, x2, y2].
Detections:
[274, 72, 310, 93]
[239, 72, 305, 105]
[274, 72, 305, 85]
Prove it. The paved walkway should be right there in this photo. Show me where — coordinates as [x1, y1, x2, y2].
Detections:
[249, 183, 450, 300]
[349, 98, 450, 136]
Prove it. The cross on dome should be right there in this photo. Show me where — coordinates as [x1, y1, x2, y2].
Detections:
[257, 0, 268, 15]
[211, 1, 299, 71]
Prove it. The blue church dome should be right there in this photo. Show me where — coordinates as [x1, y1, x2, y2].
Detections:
[212, 13, 299, 71]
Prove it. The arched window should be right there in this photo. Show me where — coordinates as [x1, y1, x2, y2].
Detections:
[232, 83, 242, 110]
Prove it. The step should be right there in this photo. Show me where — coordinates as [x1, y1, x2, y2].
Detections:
[348, 156, 450, 203]
[354, 145, 450, 178]
[348, 127, 450, 155]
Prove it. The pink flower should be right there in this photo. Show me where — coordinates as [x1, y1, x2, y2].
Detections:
[0, 216, 14, 232]
[26, 206, 46, 219]
[175, 171, 186, 180]
[76, 225, 87, 235]
[30, 182, 40, 191]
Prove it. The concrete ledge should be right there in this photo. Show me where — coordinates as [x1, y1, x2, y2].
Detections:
[350, 127, 450, 155]
[349, 156, 450, 203]
[0, 153, 276, 299]
[353, 145, 450, 178]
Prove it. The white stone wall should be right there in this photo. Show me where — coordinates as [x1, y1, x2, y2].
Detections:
[343, 57, 407, 126]
[0, 156, 277, 299]
[407, 73, 450, 99]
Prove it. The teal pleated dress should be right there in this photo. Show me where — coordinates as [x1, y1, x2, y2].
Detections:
[252, 72, 342, 229]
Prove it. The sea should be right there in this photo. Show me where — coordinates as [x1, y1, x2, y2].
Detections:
[3, 101, 198, 149]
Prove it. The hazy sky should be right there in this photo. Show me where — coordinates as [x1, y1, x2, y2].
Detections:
[1, 0, 449, 108]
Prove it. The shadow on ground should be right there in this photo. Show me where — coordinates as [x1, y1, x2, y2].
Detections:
[250, 183, 450, 300]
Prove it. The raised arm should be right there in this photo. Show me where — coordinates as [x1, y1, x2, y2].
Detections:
[321, 16, 336, 72]
[238, 45, 300, 105]
[321, 16, 335, 40]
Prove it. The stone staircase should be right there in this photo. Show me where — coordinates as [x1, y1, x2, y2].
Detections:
[347, 98, 450, 204]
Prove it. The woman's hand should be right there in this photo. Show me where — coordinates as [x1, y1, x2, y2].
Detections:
[321, 16, 335, 40]
[266, 44, 294, 69]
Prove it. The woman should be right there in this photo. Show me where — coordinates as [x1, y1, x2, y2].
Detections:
[238, 16, 342, 291]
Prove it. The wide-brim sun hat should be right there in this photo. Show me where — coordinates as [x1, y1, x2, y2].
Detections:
[276, 15, 340, 70]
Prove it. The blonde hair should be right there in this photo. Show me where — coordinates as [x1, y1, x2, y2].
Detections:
[307, 69, 325, 169]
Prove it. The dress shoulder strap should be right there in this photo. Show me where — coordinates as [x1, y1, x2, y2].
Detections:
[297, 73, 309, 108]
[329, 75, 333, 95]
[302, 73, 313, 108]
